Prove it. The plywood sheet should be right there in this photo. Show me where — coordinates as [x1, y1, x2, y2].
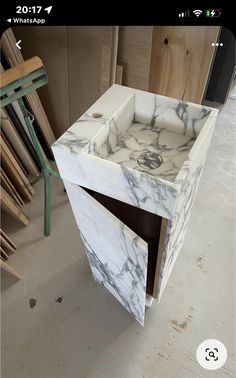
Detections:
[1, 247, 9, 261]
[0, 229, 17, 250]
[118, 26, 153, 91]
[0, 260, 22, 279]
[0, 234, 16, 253]
[67, 26, 103, 124]
[115, 64, 123, 85]
[2, 131, 28, 177]
[1, 187, 29, 226]
[100, 26, 119, 94]
[11, 26, 69, 138]
[1, 108, 39, 176]
[1, 135, 34, 201]
[149, 26, 220, 103]
[1, 169, 24, 208]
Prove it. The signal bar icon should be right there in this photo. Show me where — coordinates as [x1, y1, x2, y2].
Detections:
[178, 10, 190, 17]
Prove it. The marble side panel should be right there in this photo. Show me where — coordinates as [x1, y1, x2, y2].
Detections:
[91, 95, 135, 156]
[134, 90, 211, 137]
[64, 181, 148, 325]
[156, 113, 217, 301]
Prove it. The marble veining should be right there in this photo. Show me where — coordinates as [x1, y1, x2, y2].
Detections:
[134, 91, 211, 138]
[53, 130, 89, 153]
[157, 162, 204, 300]
[156, 118, 215, 301]
[64, 181, 148, 325]
[96, 122, 195, 182]
[120, 165, 176, 219]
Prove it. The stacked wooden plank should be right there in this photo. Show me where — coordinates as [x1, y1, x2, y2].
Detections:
[1, 28, 56, 150]
[1, 103, 34, 226]
[0, 28, 56, 229]
[0, 229, 21, 279]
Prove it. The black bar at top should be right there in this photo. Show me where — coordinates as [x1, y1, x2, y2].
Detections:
[0, 2, 235, 36]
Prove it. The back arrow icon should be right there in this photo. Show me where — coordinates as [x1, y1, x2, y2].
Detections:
[16, 40, 22, 49]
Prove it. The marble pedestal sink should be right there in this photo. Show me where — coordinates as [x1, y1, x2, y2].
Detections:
[52, 85, 218, 325]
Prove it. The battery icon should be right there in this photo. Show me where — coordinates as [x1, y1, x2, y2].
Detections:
[206, 9, 221, 17]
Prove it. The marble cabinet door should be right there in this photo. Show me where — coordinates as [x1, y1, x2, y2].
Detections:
[64, 181, 149, 325]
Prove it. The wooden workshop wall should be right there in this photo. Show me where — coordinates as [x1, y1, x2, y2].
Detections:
[13, 26, 105, 138]
[117, 26, 153, 91]
[148, 26, 220, 103]
[101, 26, 119, 93]
[13, 26, 69, 138]
[118, 26, 219, 104]
[67, 26, 102, 125]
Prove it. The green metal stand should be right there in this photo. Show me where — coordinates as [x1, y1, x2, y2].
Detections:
[18, 99, 61, 236]
[1, 67, 61, 237]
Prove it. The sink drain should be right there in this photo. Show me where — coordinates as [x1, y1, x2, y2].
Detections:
[137, 151, 163, 169]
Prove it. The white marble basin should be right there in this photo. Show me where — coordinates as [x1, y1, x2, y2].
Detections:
[52, 85, 218, 219]
[89, 91, 211, 182]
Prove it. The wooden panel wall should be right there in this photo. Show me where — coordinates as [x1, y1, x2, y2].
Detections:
[67, 26, 102, 124]
[13, 26, 69, 138]
[149, 26, 220, 103]
[13, 26, 116, 137]
[100, 26, 119, 94]
[117, 26, 153, 91]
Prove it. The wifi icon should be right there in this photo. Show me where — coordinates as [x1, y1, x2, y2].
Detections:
[193, 9, 202, 17]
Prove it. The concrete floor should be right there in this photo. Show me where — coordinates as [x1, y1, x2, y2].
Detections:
[1, 99, 235, 378]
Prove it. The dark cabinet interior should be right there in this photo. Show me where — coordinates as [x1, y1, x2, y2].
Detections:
[82, 187, 164, 298]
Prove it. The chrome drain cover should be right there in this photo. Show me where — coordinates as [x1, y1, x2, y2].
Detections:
[137, 151, 163, 169]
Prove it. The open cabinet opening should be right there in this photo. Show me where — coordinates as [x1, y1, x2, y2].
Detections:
[83, 187, 164, 298]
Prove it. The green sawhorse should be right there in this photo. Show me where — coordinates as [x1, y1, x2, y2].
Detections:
[1, 56, 61, 236]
